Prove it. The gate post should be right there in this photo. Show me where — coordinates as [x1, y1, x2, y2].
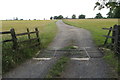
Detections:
[10, 28, 18, 50]
[117, 25, 120, 54]
[112, 25, 117, 44]
[35, 28, 41, 48]
[27, 28, 31, 42]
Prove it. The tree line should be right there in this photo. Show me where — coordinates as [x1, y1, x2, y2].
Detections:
[51, 0, 120, 20]
[50, 13, 106, 20]
[50, 14, 86, 20]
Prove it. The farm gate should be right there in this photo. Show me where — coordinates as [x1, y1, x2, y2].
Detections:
[0, 28, 41, 49]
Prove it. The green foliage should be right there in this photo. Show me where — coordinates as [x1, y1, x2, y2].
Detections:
[2, 44, 39, 74]
[54, 16, 58, 19]
[78, 14, 86, 19]
[46, 57, 69, 78]
[58, 15, 63, 19]
[50, 17, 53, 20]
[103, 48, 118, 72]
[54, 15, 63, 19]
[94, 0, 120, 18]
[95, 13, 103, 19]
[72, 14, 76, 19]
[114, 6, 120, 18]
[107, 8, 114, 18]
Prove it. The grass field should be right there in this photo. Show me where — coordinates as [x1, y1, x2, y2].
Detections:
[63, 19, 118, 46]
[63, 19, 119, 73]
[1, 20, 58, 73]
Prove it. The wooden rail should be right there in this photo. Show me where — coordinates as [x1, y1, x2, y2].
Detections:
[102, 25, 120, 54]
[0, 28, 41, 49]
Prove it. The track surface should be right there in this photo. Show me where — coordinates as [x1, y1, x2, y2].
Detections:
[3, 20, 118, 78]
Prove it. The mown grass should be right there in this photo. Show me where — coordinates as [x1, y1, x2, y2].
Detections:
[1, 20, 58, 74]
[63, 19, 119, 74]
[63, 19, 118, 46]
[46, 56, 69, 78]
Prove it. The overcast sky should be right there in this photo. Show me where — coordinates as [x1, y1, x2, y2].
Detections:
[0, 0, 109, 20]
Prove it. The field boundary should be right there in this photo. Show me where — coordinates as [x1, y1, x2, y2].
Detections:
[102, 25, 120, 54]
[0, 28, 41, 49]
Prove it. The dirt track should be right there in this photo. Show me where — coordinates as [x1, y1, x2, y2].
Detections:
[3, 20, 118, 78]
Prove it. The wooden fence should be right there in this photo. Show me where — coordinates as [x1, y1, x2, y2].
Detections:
[0, 28, 41, 49]
[102, 25, 120, 54]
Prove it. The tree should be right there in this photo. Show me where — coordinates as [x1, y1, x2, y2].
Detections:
[16, 17, 18, 20]
[50, 16, 53, 20]
[78, 14, 85, 19]
[94, 0, 120, 18]
[57, 15, 63, 19]
[53, 15, 63, 19]
[72, 14, 76, 19]
[95, 13, 103, 19]
[13, 17, 18, 20]
[65, 16, 69, 19]
[20, 19, 23, 20]
[54, 16, 58, 19]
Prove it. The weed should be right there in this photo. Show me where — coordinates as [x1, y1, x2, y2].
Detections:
[46, 56, 69, 78]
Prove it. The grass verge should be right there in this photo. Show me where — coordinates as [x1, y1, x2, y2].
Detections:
[2, 20, 58, 74]
[102, 48, 118, 71]
[46, 56, 69, 78]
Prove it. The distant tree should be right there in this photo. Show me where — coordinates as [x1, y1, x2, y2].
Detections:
[65, 16, 68, 19]
[20, 19, 23, 20]
[50, 17, 53, 20]
[14, 17, 18, 20]
[34, 19, 36, 20]
[54, 16, 58, 19]
[72, 14, 76, 19]
[95, 13, 103, 19]
[57, 15, 63, 19]
[78, 14, 86, 19]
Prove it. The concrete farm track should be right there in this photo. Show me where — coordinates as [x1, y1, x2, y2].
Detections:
[3, 20, 118, 78]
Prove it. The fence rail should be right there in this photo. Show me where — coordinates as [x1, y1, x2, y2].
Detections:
[102, 25, 120, 54]
[0, 28, 41, 49]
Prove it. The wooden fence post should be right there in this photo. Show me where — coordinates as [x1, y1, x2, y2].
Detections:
[112, 25, 117, 44]
[27, 28, 31, 41]
[113, 25, 119, 54]
[10, 28, 18, 49]
[35, 28, 40, 45]
[104, 27, 112, 46]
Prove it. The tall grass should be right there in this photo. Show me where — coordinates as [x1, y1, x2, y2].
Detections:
[1, 20, 58, 73]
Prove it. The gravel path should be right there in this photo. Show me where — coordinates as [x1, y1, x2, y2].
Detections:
[3, 20, 118, 78]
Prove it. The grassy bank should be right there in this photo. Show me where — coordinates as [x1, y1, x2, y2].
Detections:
[1, 20, 58, 73]
[63, 19, 119, 73]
